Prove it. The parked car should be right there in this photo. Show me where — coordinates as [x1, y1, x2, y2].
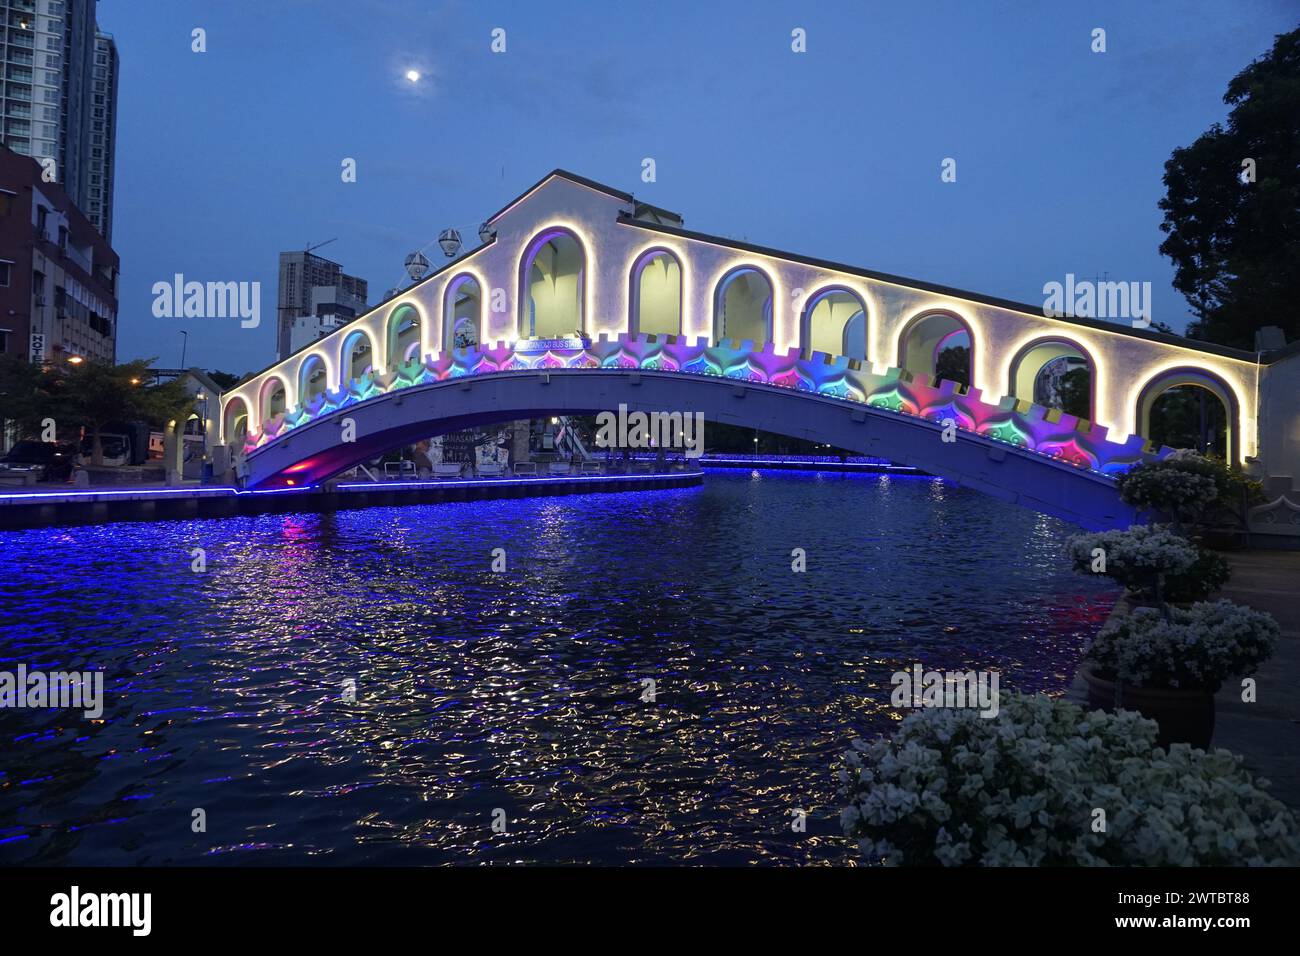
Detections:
[0, 440, 78, 482]
[91, 421, 151, 466]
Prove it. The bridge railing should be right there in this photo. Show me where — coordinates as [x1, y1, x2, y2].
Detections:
[237, 332, 1169, 478]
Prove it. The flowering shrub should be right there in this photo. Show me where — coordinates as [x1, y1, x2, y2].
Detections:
[1119, 452, 1264, 529]
[1118, 460, 1219, 524]
[839, 693, 1300, 865]
[1068, 524, 1196, 584]
[1085, 600, 1279, 690]
[1161, 548, 1232, 602]
[1066, 525, 1229, 600]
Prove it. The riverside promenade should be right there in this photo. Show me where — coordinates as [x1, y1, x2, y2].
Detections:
[1068, 549, 1300, 811]
[1212, 550, 1300, 810]
[0, 469, 703, 530]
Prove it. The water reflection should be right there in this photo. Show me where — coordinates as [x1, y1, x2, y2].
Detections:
[0, 470, 1115, 865]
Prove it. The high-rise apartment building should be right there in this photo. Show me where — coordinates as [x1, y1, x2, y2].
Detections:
[0, 0, 117, 242]
[85, 28, 116, 241]
[276, 250, 368, 360]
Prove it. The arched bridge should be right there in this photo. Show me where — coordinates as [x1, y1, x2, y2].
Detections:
[217, 169, 1300, 528]
[239, 332, 1160, 530]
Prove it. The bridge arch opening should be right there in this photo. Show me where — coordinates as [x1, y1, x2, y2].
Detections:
[386, 304, 421, 368]
[445, 274, 482, 351]
[629, 248, 682, 337]
[341, 329, 375, 385]
[521, 227, 585, 339]
[1137, 368, 1238, 461]
[223, 396, 249, 446]
[714, 266, 773, 345]
[898, 311, 972, 387]
[1007, 337, 1094, 419]
[298, 353, 328, 405]
[258, 375, 288, 423]
[802, 287, 867, 360]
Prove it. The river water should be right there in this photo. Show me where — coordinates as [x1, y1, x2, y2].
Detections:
[0, 469, 1115, 865]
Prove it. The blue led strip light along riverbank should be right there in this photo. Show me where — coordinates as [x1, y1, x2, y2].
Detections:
[0, 486, 310, 502]
[0, 471, 699, 505]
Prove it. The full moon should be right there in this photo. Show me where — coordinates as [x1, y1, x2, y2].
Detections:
[405, 69, 420, 82]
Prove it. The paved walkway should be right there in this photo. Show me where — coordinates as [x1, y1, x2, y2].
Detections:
[1066, 549, 1300, 810]
[1211, 550, 1300, 810]
[0, 481, 200, 496]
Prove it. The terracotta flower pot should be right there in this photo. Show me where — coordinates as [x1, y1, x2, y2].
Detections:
[1081, 665, 1215, 749]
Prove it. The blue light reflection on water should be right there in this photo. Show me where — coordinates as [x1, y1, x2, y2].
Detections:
[0, 469, 1116, 865]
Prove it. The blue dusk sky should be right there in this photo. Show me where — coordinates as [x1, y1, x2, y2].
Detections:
[101, 0, 1298, 374]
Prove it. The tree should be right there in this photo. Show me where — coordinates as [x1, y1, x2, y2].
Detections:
[1158, 28, 1300, 349]
[207, 370, 241, 391]
[0, 355, 68, 438]
[137, 375, 196, 432]
[59, 358, 167, 465]
[934, 345, 970, 387]
[1149, 386, 1228, 459]
[2, 357, 196, 465]
[1057, 366, 1092, 420]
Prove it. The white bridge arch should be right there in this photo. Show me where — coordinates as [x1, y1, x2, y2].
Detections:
[219, 170, 1300, 524]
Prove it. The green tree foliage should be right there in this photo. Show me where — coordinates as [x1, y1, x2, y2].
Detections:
[1, 358, 195, 465]
[60, 359, 158, 465]
[934, 345, 970, 387]
[207, 370, 241, 390]
[1149, 386, 1228, 459]
[1158, 28, 1300, 348]
[0, 354, 68, 437]
[1057, 366, 1091, 420]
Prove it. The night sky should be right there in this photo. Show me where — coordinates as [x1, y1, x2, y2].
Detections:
[103, 0, 1297, 374]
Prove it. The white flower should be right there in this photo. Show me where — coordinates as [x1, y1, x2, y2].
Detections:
[1086, 600, 1278, 689]
[838, 693, 1300, 866]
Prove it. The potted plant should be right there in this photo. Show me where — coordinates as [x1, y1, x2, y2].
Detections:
[1118, 450, 1266, 543]
[839, 693, 1300, 866]
[1066, 524, 1228, 604]
[1080, 600, 1279, 747]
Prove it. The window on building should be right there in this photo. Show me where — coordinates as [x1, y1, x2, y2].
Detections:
[0, 262, 11, 287]
[0, 191, 14, 217]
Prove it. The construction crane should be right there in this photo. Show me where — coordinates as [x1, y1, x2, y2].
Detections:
[305, 238, 337, 256]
